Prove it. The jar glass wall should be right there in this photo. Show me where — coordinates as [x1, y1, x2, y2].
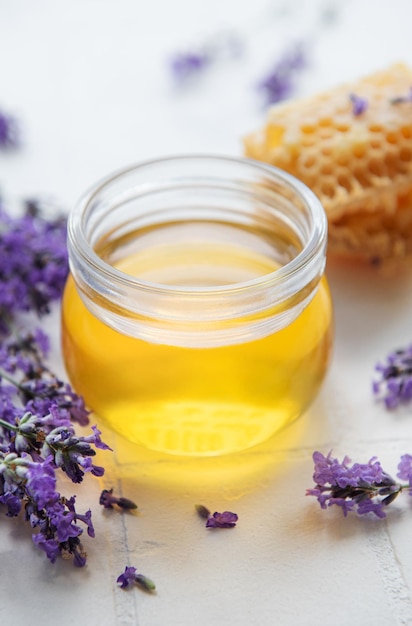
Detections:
[62, 155, 333, 456]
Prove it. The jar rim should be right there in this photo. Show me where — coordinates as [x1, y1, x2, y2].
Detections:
[68, 154, 327, 297]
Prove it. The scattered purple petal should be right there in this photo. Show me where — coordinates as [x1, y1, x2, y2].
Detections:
[205, 510, 238, 528]
[117, 566, 138, 589]
[117, 566, 156, 592]
[349, 93, 368, 116]
[99, 488, 137, 510]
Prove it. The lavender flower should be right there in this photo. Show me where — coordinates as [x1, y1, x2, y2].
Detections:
[99, 488, 137, 510]
[42, 424, 110, 483]
[257, 43, 307, 105]
[0, 201, 68, 335]
[117, 566, 156, 592]
[306, 451, 409, 518]
[373, 345, 412, 408]
[206, 511, 238, 528]
[0, 110, 19, 148]
[349, 93, 368, 116]
[195, 503, 238, 528]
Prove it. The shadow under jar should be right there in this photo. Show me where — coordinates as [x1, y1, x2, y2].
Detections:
[62, 155, 333, 457]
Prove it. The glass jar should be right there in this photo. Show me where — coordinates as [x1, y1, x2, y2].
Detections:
[62, 155, 333, 457]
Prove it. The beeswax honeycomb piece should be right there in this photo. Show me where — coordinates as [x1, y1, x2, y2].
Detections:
[244, 64, 412, 266]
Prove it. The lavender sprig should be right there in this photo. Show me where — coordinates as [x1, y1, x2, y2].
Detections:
[373, 345, 412, 408]
[0, 330, 111, 564]
[307, 451, 412, 518]
[0, 203, 111, 566]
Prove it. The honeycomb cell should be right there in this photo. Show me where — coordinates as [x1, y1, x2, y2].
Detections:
[321, 181, 336, 198]
[337, 173, 352, 193]
[400, 147, 412, 161]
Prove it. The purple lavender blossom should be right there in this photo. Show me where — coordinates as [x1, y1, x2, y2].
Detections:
[99, 487, 137, 510]
[0, 491, 22, 516]
[205, 511, 238, 528]
[307, 451, 406, 518]
[373, 345, 412, 409]
[195, 503, 238, 527]
[258, 43, 307, 105]
[117, 566, 138, 589]
[349, 93, 368, 116]
[32, 534, 61, 563]
[117, 566, 156, 592]
[42, 425, 108, 483]
[26, 456, 58, 508]
[0, 110, 19, 148]
[0, 204, 108, 567]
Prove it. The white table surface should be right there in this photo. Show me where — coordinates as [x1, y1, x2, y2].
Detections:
[2, 1, 412, 624]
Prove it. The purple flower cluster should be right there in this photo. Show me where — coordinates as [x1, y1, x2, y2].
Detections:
[0, 200, 68, 335]
[0, 329, 111, 564]
[0, 110, 19, 148]
[0, 203, 111, 566]
[349, 93, 368, 116]
[195, 503, 238, 528]
[307, 451, 412, 518]
[373, 345, 412, 408]
[257, 43, 307, 105]
[117, 566, 156, 592]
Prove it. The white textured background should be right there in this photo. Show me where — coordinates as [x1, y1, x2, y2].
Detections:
[2, 1, 412, 624]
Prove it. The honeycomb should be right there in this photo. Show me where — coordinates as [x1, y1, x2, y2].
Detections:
[244, 63, 412, 266]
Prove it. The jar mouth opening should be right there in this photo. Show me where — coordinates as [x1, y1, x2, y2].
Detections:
[69, 154, 327, 298]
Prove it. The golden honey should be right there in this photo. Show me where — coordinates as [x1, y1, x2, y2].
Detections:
[62, 156, 333, 457]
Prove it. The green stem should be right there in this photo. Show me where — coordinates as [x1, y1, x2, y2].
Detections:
[0, 418, 18, 432]
[0, 368, 29, 394]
